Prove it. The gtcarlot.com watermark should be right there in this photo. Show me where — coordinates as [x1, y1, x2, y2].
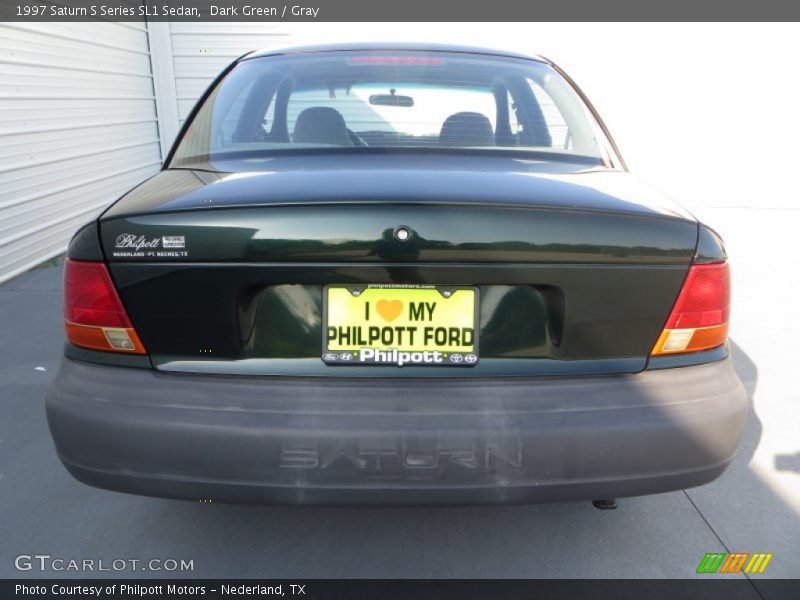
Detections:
[14, 554, 194, 573]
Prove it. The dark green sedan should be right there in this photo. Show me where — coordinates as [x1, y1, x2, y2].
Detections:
[46, 44, 747, 505]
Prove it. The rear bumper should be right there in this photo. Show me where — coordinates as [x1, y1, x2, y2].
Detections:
[46, 356, 748, 505]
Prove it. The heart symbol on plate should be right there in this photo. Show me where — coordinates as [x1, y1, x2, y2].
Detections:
[376, 299, 403, 322]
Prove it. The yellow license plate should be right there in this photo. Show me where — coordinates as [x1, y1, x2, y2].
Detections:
[323, 285, 479, 367]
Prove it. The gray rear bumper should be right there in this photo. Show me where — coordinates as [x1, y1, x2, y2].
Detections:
[45, 357, 748, 505]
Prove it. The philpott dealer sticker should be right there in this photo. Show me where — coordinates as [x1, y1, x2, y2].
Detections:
[113, 234, 188, 258]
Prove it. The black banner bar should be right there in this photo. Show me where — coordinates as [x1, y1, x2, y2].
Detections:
[2, 0, 800, 22]
[4, 579, 800, 600]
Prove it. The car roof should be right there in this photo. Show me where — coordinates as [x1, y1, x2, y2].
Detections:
[244, 42, 549, 64]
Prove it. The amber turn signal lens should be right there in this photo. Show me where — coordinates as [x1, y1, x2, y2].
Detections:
[65, 322, 146, 355]
[651, 323, 729, 355]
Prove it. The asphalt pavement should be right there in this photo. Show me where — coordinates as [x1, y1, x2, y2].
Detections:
[0, 206, 798, 592]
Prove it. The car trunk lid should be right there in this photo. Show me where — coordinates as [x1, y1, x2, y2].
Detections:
[99, 157, 698, 377]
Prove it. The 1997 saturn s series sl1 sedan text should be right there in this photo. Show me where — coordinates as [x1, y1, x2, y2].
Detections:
[46, 44, 748, 506]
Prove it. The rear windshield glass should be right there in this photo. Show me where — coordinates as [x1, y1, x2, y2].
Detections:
[170, 51, 613, 169]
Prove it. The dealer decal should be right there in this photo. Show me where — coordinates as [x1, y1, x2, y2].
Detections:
[112, 233, 188, 258]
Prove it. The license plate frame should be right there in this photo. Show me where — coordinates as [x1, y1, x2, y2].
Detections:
[322, 284, 479, 367]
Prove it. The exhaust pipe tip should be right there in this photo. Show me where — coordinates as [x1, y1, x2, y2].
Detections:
[592, 499, 618, 510]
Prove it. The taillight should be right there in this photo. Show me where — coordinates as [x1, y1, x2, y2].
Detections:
[651, 262, 730, 355]
[64, 259, 146, 354]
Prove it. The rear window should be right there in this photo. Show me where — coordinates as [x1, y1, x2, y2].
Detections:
[285, 85, 498, 141]
[170, 51, 613, 169]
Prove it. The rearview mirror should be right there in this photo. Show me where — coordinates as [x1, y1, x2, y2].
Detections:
[369, 89, 414, 107]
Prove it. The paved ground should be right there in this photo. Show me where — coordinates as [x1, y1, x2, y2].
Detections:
[0, 207, 798, 591]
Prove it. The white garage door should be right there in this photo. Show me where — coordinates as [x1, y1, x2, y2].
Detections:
[168, 23, 294, 124]
[0, 23, 162, 284]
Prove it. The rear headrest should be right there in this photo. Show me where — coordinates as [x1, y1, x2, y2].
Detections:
[438, 112, 494, 147]
[293, 107, 353, 146]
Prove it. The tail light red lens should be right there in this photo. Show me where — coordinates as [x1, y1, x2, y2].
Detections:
[651, 262, 730, 355]
[64, 259, 146, 354]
